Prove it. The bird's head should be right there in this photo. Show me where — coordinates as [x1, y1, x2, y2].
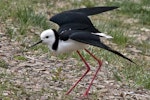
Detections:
[30, 29, 56, 48]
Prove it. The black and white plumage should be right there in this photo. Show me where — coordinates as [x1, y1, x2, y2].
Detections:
[31, 6, 135, 97]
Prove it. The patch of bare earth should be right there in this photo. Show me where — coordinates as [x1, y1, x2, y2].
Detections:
[0, 28, 150, 99]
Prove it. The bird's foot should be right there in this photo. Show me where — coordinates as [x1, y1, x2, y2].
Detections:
[80, 91, 89, 99]
[79, 95, 89, 100]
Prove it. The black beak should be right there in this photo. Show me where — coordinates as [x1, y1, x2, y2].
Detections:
[29, 40, 42, 48]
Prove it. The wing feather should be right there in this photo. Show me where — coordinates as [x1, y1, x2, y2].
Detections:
[70, 31, 135, 63]
[67, 6, 118, 16]
[50, 6, 118, 30]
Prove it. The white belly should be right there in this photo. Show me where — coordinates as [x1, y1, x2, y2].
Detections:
[51, 39, 88, 54]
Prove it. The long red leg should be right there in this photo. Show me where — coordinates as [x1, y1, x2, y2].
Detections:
[83, 49, 102, 97]
[65, 50, 90, 95]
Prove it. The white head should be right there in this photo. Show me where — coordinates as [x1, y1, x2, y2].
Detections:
[30, 29, 56, 48]
[40, 29, 55, 46]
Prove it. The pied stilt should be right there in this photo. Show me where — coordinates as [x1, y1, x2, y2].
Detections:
[30, 6, 135, 97]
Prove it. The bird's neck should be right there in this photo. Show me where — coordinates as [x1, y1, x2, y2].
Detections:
[51, 29, 59, 51]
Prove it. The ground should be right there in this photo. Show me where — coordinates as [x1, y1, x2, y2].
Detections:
[0, 0, 150, 100]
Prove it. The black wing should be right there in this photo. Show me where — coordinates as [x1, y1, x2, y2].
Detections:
[50, 11, 93, 26]
[67, 6, 118, 16]
[51, 12, 100, 33]
[50, 6, 118, 25]
[50, 6, 118, 33]
[69, 31, 135, 63]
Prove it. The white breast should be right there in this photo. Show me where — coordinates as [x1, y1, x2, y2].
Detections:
[50, 39, 88, 54]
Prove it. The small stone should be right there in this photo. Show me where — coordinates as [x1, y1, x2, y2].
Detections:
[99, 89, 108, 93]
[3, 92, 9, 96]
[141, 27, 150, 32]
[40, 96, 48, 100]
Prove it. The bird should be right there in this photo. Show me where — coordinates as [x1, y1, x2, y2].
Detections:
[30, 6, 135, 97]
